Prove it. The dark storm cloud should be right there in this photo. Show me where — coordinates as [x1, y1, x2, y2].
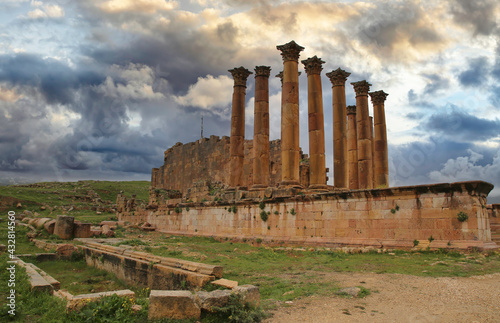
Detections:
[422, 73, 450, 95]
[449, 0, 498, 36]
[355, 2, 442, 49]
[458, 56, 489, 87]
[424, 108, 500, 141]
[0, 53, 104, 105]
[390, 138, 472, 183]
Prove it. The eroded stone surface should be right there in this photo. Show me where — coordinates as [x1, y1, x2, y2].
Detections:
[148, 290, 201, 320]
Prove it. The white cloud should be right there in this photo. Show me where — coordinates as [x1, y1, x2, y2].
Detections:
[429, 149, 500, 202]
[28, 3, 64, 19]
[174, 74, 233, 111]
[98, 64, 165, 100]
[97, 0, 177, 14]
[0, 87, 22, 103]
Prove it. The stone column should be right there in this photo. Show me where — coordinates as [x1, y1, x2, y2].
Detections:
[369, 90, 389, 188]
[252, 66, 271, 189]
[346, 105, 358, 189]
[302, 56, 327, 189]
[228, 67, 252, 189]
[277, 40, 304, 186]
[326, 68, 351, 189]
[369, 116, 375, 188]
[351, 80, 373, 189]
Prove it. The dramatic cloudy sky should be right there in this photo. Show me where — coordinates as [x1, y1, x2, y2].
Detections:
[1, 0, 499, 202]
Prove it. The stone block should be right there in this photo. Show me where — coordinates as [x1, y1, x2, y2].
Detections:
[56, 244, 77, 258]
[195, 289, 232, 311]
[101, 224, 115, 237]
[44, 219, 56, 235]
[148, 290, 201, 320]
[211, 278, 238, 289]
[54, 215, 75, 240]
[232, 285, 260, 307]
[74, 222, 92, 238]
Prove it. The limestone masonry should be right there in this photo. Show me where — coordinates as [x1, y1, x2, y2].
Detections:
[121, 41, 498, 250]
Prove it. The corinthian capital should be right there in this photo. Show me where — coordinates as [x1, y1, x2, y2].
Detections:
[276, 40, 304, 62]
[369, 90, 389, 105]
[229, 67, 252, 87]
[301, 56, 325, 75]
[351, 80, 372, 96]
[326, 68, 351, 86]
[254, 66, 271, 77]
[346, 105, 357, 115]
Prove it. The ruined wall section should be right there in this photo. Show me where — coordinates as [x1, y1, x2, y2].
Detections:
[152, 136, 310, 195]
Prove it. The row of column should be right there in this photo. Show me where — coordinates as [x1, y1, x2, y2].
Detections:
[228, 41, 389, 190]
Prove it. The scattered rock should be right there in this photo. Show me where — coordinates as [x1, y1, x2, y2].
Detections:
[16, 202, 22, 208]
[195, 290, 232, 311]
[232, 285, 260, 306]
[54, 215, 75, 240]
[149, 290, 201, 320]
[102, 224, 115, 237]
[336, 287, 361, 297]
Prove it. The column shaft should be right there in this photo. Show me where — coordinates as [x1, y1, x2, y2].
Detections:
[369, 116, 375, 188]
[346, 106, 358, 189]
[277, 41, 304, 186]
[302, 56, 327, 189]
[326, 68, 351, 189]
[369, 91, 389, 187]
[351, 80, 373, 189]
[252, 66, 271, 189]
[228, 67, 252, 188]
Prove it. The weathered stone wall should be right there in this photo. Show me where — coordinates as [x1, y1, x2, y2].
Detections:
[152, 136, 311, 194]
[119, 181, 497, 250]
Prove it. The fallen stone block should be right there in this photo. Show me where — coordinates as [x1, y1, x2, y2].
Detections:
[26, 263, 60, 290]
[22, 263, 54, 293]
[211, 278, 238, 289]
[56, 244, 77, 258]
[54, 289, 73, 300]
[67, 289, 135, 312]
[101, 224, 115, 237]
[232, 285, 260, 306]
[74, 222, 92, 238]
[54, 215, 75, 240]
[32, 218, 52, 229]
[148, 290, 201, 320]
[44, 219, 56, 235]
[196, 289, 232, 311]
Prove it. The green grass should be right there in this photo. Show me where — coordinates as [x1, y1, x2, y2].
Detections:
[0, 180, 150, 223]
[143, 235, 500, 307]
[32, 258, 130, 295]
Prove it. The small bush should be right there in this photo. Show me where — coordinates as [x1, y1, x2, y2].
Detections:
[290, 208, 296, 215]
[274, 211, 279, 215]
[256, 238, 262, 244]
[413, 239, 419, 247]
[457, 211, 468, 222]
[185, 206, 190, 212]
[390, 208, 396, 214]
[428, 235, 434, 243]
[174, 207, 182, 214]
[259, 201, 265, 210]
[260, 210, 268, 222]
[202, 293, 265, 323]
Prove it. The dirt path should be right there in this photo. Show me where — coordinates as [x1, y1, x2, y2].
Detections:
[265, 272, 500, 323]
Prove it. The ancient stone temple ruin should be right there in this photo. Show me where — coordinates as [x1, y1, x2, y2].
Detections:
[119, 41, 499, 250]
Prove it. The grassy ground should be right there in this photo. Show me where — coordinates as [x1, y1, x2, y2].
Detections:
[1, 180, 499, 322]
[0, 180, 150, 224]
[118, 233, 500, 308]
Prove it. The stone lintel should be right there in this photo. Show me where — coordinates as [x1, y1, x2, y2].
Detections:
[276, 40, 305, 62]
[228, 67, 252, 87]
[326, 68, 351, 86]
[301, 56, 325, 75]
[254, 66, 271, 77]
[346, 105, 357, 115]
[369, 90, 389, 105]
[351, 80, 372, 96]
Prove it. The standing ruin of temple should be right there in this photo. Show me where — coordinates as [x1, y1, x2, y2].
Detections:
[126, 41, 498, 251]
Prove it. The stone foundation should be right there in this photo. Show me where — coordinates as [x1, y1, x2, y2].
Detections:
[119, 181, 498, 250]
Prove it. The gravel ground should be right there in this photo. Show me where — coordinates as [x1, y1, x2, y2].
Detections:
[265, 272, 500, 323]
